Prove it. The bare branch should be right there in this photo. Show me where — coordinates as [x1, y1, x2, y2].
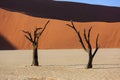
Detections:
[92, 47, 99, 58]
[92, 34, 99, 58]
[22, 30, 33, 42]
[84, 29, 88, 43]
[28, 33, 33, 42]
[38, 20, 50, 38]
[66, 21, 78, 33]
[83, 27, 92, 49]
[34, 27, 43, 42]
[41, 20, 50, 34]
[88, 27, 92, 41]
[71, 21, 78, 32]
[66, 21, 87, 52]
[66, 21, 78, 32]
[96, 34, 99, 49]
[96, 34, 99, 47]
[34, 27, 42, 35]
[83, 28, 92, 53]
[66, 24, 73, 28]
[24, 35, 33, 43]
[87, 27, 92, 52]
[77, 31, 87, 52]
[22, 30, 29, 34]
[35, 20, 50, 43]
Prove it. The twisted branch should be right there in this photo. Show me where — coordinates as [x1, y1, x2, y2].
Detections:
[22, 20, 50, 44]
[22, 30, 33, 42]
[66, 21, 99, 57]
[66, 21, 87, 51]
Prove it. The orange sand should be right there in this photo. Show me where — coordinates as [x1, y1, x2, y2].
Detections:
[0, 8, 120, 49]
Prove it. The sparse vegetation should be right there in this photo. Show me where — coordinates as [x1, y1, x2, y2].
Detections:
[66, 21, 100, 69]
[22, 20, 50, 66]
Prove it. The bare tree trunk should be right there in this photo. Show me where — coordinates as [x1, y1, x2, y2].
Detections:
[22, 20, 50, 66]
[31, 45, 39, 66]
[87, 54, 93, 68]
[66, 21, 99, 69]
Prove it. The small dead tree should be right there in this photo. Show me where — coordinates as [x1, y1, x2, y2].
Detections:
[22, 20, 50, 66]
[66, 21, 99, 69]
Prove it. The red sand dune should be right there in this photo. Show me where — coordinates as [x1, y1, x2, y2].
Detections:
[0, 8, 120, 49]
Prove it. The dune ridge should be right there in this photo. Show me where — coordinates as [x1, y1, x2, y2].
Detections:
[0, 0, 120, 22]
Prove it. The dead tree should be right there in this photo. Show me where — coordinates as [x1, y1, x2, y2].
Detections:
[22, 20, 50, 66]
[66, 21, 99, 69]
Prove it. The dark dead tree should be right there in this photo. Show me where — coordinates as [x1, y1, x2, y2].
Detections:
[22, 20, 50, 66]
[66, 21, 99, 69]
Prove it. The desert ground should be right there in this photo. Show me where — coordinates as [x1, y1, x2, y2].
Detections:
[0, 1, 120, 80]
[0, 49, 120, 80]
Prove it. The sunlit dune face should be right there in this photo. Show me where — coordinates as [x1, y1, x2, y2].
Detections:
[0, 8, 120, 49]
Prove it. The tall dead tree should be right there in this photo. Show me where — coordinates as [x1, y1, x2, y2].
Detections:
[66, 21, 99, 69]
[22, 20, 50, 66]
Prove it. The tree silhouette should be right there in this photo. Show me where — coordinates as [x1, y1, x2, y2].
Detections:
[66, 21, 99, 69]
[22, 20, 50, 66]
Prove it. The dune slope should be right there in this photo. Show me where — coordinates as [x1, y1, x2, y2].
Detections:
[0, 8, 120, 49]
